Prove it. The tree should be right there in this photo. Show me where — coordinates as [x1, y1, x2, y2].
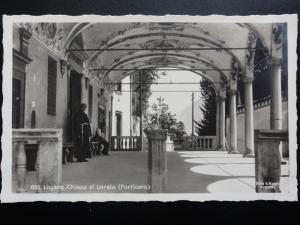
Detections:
[131, 70, 160, 117]
[195, 79, 216, 136]
[146, 97, 186, 137]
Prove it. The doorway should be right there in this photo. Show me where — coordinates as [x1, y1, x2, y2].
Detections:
[68, 71, 82, 142]
[115, 111, 122, 136]
[12, 78, 22, 128]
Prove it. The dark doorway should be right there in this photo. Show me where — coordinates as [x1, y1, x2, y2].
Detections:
[68, 71, 82, 142]
[13, 50, 30, 129]
[12, 78, 22, 128]
[116, 111, 122, 136]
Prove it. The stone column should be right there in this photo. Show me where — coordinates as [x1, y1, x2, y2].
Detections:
[215, 98, 220, 149]
[145, 128, 168, 193]
[270, 58, 283, 130]
[243, 77, 255, 157]
[219, 96, 226, 151]
[229, 90, 239, 154]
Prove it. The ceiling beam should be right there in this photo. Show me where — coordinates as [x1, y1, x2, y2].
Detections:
[67, 47, 264, 52]
[89, 68, 232, 71]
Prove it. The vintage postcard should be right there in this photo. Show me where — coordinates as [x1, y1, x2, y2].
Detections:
[1, 15, 298, 202]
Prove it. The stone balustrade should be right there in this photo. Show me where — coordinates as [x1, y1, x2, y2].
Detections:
[237, 95, 288, 115]
[12, 129, 63, 193]
[110, 136, 141, 151]
[254, 129, 288, 193]
[174, 136, 217, 151]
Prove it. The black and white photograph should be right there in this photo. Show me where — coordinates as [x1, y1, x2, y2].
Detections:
[1, 15, 298, 202]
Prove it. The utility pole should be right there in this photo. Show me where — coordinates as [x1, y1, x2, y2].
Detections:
[192, 92, 195, 136]
[139, 71, 143, 151]
[130, 74, 132, 136]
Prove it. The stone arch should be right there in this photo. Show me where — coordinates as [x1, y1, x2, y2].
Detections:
[102, 52, 228, 82]
[61, 22, 269, 74]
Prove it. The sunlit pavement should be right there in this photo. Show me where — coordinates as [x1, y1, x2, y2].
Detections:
[176, 151, 289, 193]
[12, 151, 290, 193]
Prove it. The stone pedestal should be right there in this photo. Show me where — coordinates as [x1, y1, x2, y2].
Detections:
[12, 129, 63, 193]
[145, 129, 168, 193]
[254, 129, 288, 193]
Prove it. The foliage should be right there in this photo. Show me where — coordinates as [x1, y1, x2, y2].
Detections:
[146, 97, 186, 137]
[131, 70, 160, 117]
[195, 79, 216, 136]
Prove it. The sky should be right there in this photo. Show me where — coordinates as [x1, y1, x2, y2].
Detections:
[147, 69, 204, 135]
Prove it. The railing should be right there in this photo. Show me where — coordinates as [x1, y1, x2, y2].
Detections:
[110, 136, 141, 151]
[237, 94, 288, 114]
[12, 129, 62, 193]
[173, 136, 217, 151]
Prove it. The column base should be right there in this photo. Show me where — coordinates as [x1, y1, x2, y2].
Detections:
[218, 146, 226, 151]
[228, 148, 240, 154]
[243, 153, 254, 158]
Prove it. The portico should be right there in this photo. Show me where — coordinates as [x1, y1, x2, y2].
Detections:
[10, 20, 289, 194]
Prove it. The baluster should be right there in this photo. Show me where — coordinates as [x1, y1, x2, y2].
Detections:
[117, 138, 121, 150]
[125, 138, 128, 150]
[120, 138, 123, 150]
[132, 138, 135, 150]
[129, 138, 132, 150]
[16, 141, 27, 193]
[133, 138, 136, 150]
[135, 138, 138, 150]
[209, 139, 212, 149]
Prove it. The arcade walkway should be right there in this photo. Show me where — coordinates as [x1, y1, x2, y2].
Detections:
[13, 151, 289, 193]
[60, 151, 289, 193]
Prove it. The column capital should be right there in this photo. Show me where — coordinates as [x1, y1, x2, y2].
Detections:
[216, 95, 226, 102]
[242, 76, 254, 84]
[228, 89, 237, 95]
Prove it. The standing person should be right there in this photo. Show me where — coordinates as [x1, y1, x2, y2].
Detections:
[91, 128, 110, 156]
[74, 103, 92, 162]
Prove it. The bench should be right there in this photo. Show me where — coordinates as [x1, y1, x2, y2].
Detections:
[90, 141, 103, 156]
[62, 142, 76, 164]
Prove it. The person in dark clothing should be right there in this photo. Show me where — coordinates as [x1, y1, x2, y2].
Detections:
[91, 128, 110, 156]
[74, 103, 92, 162]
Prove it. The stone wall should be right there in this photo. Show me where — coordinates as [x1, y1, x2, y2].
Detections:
[112, 76, 132, 136]
[226, 100, 288, 155]
[25, 34, 68, 134]
[13, 25, 112, 142]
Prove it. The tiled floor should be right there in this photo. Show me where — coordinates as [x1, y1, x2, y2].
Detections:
[12, 151, 290, 193]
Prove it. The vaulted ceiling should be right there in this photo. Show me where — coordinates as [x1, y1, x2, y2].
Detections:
[18, 21, 277, 92]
